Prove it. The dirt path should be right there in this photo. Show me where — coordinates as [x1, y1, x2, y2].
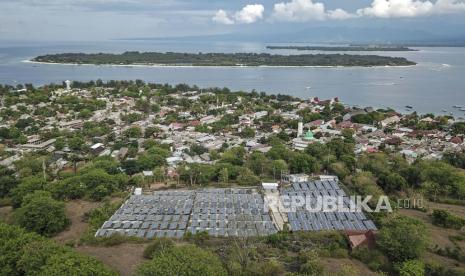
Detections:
[0, 206, 12, 222]
[53, 200, 100, 244]
[321, 257, 378, 275]
[77, 243, 146, 276]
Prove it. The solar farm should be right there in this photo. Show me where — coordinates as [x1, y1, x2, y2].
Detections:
[96, 188, 277, 238]
[282, 180, 378, 232]
[95, 180, 377, 239]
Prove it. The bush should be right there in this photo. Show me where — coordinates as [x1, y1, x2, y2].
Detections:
[397, 260, 424, 276]
[431, 209, 465, 229]
[10, 176, 47, 208]
[14, 191, 69, 237]
[247, 260, 284, 276]
[351, 246, 389, 271]
[143, 238, 174, 259]
[298, 250, 325, 275]
[0, 223, 116, 275]
[136, 244, 227, 276]
[377, 215, 429, 262]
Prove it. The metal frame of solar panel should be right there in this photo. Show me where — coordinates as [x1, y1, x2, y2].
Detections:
[189, 188, 277, 237]
[96, 188, 277, 239]
[283, 180, 377, 232]
[96, 190, 195, 238]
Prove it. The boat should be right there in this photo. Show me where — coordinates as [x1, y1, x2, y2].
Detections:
[405, 105, 413, 109]
[442, 109, 447, 112]
[453, 105, 462, 108]
[305, 86, 311, 90]
[461, 108, 465, 112]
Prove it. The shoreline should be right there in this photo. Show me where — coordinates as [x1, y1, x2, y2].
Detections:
[23, 59, 416, 69]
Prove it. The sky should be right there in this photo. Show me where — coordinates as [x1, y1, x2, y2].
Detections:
[1, 0, 465, 41]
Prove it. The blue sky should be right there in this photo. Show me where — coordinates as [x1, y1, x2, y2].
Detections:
[1, 0, 465, 41]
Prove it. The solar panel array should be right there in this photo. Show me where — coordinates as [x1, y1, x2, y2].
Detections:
[96, 188, 277, 239]
[96, 190, 194, 239]
[282, 180, 377, 232]
[188, 188, 276, 237]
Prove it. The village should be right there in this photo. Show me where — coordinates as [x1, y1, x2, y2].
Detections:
[1, 80, 464, 176]
[3, 80, 465, 275]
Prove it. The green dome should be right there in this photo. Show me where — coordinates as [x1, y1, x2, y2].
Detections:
[304, 130, 314, 140]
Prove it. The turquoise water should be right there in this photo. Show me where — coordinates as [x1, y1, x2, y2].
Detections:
[0, 40, 464, 116]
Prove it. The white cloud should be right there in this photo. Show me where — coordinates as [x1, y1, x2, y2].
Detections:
[357, 0, 434, 17]
[271, 0, 356, 21]
[327, 8, 357, 20]
[434, 0, 465, 14]
[212, 9, 234, 25]
[212, 4, 264, 25]
[234, 4, 264, 24]
[214, 0, 465, 24]
[272, 0, 327, 21]
[357, 0, 465, 18]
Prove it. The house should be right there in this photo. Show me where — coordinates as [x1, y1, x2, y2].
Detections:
[59, 120, 84, 130]
[90, 143, 105, 154]
[262, 182, 279, 191]
[346, 230, 376, 250]
[253, 111, 268, 119]
[282, 174, 309, 183]
[343, 110, 366, 121]
[200, 115, 219, 125]
[21, 138, 56, 151]
[319, 175, 339, 181]
[380, 115, 401, 127]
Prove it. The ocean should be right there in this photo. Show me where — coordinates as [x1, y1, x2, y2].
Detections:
[1, 40, 464, 117]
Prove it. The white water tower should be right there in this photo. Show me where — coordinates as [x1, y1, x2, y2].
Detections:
[65, 80, 71, 91]
[297, 121, 303, 137]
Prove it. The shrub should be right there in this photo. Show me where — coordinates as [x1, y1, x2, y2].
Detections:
[136, 244, 227, 276]
[351, 246, 389, 272]
[0, 223, 116, 275]
[397, 260, 424, 276]
[247, 260, 285, 276]
[431, 209, 465, 229]
[377, 215, 429, 262]
[143, 238, 174, 259]
[298, 250, 325, 275]
[14, 191, 69, 237]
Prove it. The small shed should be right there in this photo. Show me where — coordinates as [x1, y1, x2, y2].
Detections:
[262, 182, 279, 191]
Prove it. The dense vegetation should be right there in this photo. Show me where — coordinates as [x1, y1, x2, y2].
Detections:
[0, 223, 116, 275]
[32, 52, 416, 67]
[266, 45, 416, 51]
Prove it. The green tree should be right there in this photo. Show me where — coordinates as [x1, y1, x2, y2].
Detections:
[39, 251, 115, 275]
[239, 127, 256, 138]
[0, 166, 18, 198]
[237, 168, 260, 186]
[10, 176, 47, 208]
[398, 260, 425, 276]
[289, 153, 320, 174]
[136, 245, 227, 276]
[219, 167, 229, 184]
[14, 191, 69, 237]
[143, 238, 174, 259]
[54, 137, 65, 150]
[377, 215, 429, 262]
[68, 136, 85, 151]
[124, 126, 143, 138]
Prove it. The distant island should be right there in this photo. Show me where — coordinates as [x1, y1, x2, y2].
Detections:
[31, 52, 416, 67]
[266, 45, 417, 51]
